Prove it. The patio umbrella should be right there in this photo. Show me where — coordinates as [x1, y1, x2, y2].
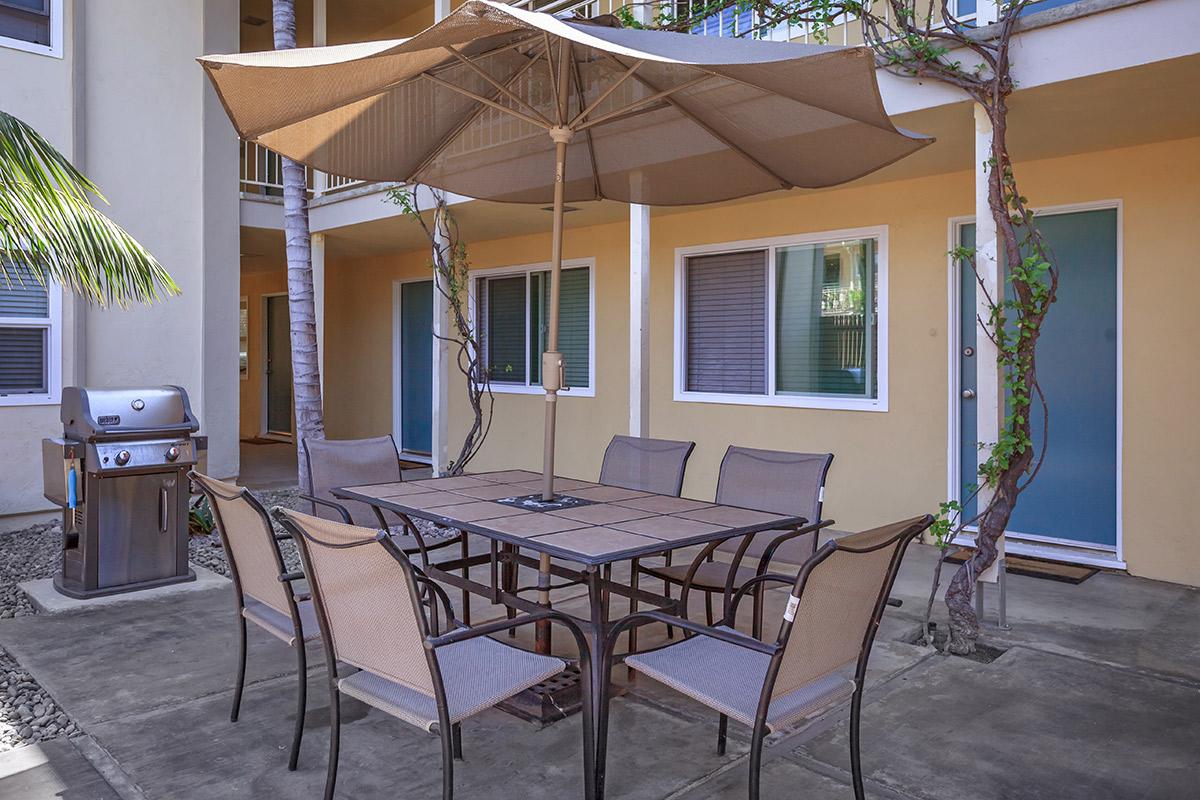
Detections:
[200, 0, 931, 501]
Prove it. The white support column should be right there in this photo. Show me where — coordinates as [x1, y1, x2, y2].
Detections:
[431, 204, 452, 475]
[311, 232, 326, 395]
[313, 0, 327, 45]
[973, 103, 1004, 590]
[629, 204, 651, 437]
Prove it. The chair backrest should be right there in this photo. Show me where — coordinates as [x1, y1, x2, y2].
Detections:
[768, 515, 932, 701]
[713, 447, 833, 555]
[277, 508, 436, 695]
[191, 472, 292, 616]
[599, 435, 696, 497]
[303, 435, 403, 527]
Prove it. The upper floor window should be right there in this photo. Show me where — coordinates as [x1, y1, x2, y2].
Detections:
[675, 228, 887, 412]
[0, 0, 61, 58]
[474, 261, 594, 396]
[0, 260, 61, 405]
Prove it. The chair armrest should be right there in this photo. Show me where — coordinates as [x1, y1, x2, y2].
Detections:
[426, 610, 592, 668]
[752, 519, 835, 578]
[299, 494, 353, 524]
[726, 573, 796, 624]
[610, 610, 779, 657]
[412, 570, 459, 632]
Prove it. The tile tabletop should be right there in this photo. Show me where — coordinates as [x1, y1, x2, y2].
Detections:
[334, 471, 805, 566]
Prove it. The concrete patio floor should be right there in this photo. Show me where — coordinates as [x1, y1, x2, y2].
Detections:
[0, 538, 1197, 800]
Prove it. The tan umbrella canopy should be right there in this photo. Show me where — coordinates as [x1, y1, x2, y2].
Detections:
[200, 0, 931, 500]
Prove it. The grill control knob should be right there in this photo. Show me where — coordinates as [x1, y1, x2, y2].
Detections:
[115, 450, 131, 466]
[165, 446, 180, 462]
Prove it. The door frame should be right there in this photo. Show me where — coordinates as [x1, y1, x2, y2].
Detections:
[391, 278, 434, 465]
[261, 291, 294, 441]
[945, 199, 1125, 569]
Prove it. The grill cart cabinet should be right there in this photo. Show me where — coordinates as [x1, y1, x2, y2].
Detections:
[42, 387, 203, 599]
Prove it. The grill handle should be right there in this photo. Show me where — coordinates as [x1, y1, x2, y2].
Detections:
[159, 486, 169, 533]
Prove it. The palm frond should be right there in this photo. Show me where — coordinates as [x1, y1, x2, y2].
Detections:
[0, 110, 178, 306]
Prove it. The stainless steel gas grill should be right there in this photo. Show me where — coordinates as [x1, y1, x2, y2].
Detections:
[41, 386, 206, 599]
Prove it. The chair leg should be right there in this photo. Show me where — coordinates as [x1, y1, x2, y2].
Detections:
[850, 689, 865, 800]
[288, 641, 307, 770]
[662, 578, 675, 640]
[752, 587, 764, 640]
[231, 614, 247, 723]
[451, 723, 463, 761]
[748, 723, 767, 800]
[717, 714, 728, 756]
[324, 687, 341, 800]
[440, 722, 456, 800]
[704, 591, 715, 626]
[627, 560, 640, 673]
[460, 535, 471, 626]
[504, 545, 518, 635]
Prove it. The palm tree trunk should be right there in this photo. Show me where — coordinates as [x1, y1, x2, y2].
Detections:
[273, 0, 325, 491]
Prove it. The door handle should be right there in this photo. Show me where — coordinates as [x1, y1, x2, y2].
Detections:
[962, 389, 976, 400]
[159, 487, 169, 532]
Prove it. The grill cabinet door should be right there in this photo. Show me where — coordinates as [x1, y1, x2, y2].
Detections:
[96, 473, 179, 587]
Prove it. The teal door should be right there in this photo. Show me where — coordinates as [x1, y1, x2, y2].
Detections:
[959, 208, 1118, 548]
[399, 281, 433, 456]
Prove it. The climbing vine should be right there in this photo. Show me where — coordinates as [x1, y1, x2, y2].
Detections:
[630, 0, 1057, 653]
[387, 187, 495, 476]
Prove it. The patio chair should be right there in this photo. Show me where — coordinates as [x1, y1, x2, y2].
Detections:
[601, 515, 934, 800]
[274, 508, 596, 800]
[302, 435, 472, 623]
[599, 435, 696, 496]
[630, 447, 833, 649]
[190, 471, 347, 771]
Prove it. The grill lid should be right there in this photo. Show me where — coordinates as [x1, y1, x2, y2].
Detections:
[61, 386, 199, 440]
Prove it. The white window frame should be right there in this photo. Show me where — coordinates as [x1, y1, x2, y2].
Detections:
[467, 258, 596, 398]
[0, 278, 62, 406]
[674, 226, 889, 412]
[0, 0, 63, 59]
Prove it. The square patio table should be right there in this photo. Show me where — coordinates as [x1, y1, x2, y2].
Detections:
[333, 469, 807, 755]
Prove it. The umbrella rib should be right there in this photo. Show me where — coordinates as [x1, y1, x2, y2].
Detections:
[443, 44, 553, 127]
[570, 57, 602, 199]
[568, 58, 645, 130]
[604, 55, 792, 191]
[409, 44, 550, 181]
[422, 72, 550, 131]
[575, 75, 709, 132]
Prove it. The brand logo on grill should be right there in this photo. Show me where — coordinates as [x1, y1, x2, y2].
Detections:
[97, 415, 121, 426]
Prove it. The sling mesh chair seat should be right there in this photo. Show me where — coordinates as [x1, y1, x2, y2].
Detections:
[190, 472, 330, 772]
[303, 435, 472, 622]
[275, 508, 596, 800]
[633, 446, 833, 647]
[602, 515, 933, 800]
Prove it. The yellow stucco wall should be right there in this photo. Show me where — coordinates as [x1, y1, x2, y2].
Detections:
[319, 136, 1200, 587]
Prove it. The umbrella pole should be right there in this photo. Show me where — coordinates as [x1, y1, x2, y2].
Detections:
[540, 133, 569, 503]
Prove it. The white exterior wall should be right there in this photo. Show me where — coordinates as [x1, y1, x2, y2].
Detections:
[0, 0, 241, 528]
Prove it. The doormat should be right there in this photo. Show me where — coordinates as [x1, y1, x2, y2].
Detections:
[240, 437, 281, 445]
[942, 547, 1099, 584]
[398, 459, 428, 470]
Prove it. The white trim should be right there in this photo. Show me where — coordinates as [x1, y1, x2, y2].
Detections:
[946, 199, 1124, 566]
[260, 292, 293, 438]
[0, 0, 62, 59]
[954, 528, 1126, 571]
[673, 226, 889, 412]
[392, 277, 436, 458]
[466, 258, 597, 398]
[0, 282, 61, 407]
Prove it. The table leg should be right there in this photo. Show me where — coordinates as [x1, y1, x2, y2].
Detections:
[535, 553, 553, 653]
[586, 566, 610, 800]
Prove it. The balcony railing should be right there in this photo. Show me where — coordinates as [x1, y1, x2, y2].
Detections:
[239, 139, 366, 199]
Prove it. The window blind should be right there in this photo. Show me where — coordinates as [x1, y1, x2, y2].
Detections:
[0, 0, 51, 47]
[484, 275, 526, 384]
[685, 250, 767, 394]
[530, 267, 589, 389]
[0, 327, 47, 394]
[0, 264, 49, 318]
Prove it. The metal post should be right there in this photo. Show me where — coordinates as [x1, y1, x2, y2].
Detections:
[629, 204, 650, 438]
